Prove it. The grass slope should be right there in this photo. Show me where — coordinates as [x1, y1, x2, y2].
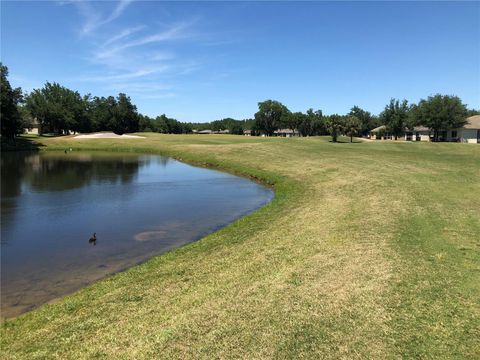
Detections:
[1, 134, 479, 359]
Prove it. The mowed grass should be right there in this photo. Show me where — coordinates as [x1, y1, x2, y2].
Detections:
[1, 134, 479, 359]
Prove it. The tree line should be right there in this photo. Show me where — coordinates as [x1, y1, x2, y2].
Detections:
[188, 103, 378, 139]
[250, 100, 382, 142]
[188, 118, 256, 135]
[188, 96, 477, 142]
[1, 62, 478, 141]
[250, 96, 478, 142]
[1, 63, 190, 138]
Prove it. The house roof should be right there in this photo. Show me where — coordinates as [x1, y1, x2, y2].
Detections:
[274, 128, 298, 134]
[414, 116, 480, 131]
[413, 126, 430, 132]
[464, 115, 480, 129]
[370, 125, 386, 132]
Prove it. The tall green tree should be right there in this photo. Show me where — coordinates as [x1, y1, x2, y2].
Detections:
[17, 105, 34, 130]
[285, 112, 306, 133]
[150, 114, 191, 134]
[344, 116, 362, 143]
[325, 114, 344, 142]
[1, 63, 23, 139]
[380, 98, 409, 140]
[307, 108, 325, 136]
[405, 103, 419, 130]
[211, 119, 228, 132]
[411, 94, 468, 141]
[219, 118, 245, 134]
[25, 82, 87, 134]
[88, 96, 117, 132]
[348, 106, 374, 136]
[138, 114, 154, 132]
[229, 122, 244, 135]
[254, 100, 290, 136]
[110, 93, 139, 135]
[153, 114, 169, 133]
[294, 109, 324, 136]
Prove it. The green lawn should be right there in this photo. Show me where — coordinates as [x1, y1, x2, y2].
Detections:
[2, 134, 479, 359]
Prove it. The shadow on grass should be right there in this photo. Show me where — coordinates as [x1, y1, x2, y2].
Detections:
[326, 136, 366, 144]
[328, 140, 364, 144]
[1, 135, 45, 152]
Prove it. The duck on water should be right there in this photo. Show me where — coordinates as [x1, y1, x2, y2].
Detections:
[89, 233, 97, 245]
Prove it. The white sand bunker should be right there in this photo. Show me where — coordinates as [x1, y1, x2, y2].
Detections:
[74, 132, 145, 139]
[134, 231, 167, 241]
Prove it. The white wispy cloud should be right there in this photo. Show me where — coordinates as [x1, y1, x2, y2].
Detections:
[143, 93, 176, 99]
[78, 67, 169, 82]
[103, 25, 146, 47]
[65, 1, 220, 101]
[119, 22, 189, 49]
[83, 21, 196, 94]
[96, 22, 190, 60]
[105, 0, 132, 24]
[73, 0, 134, 35]
[106, 82, 172, 93]
[150, 51, 176, 62]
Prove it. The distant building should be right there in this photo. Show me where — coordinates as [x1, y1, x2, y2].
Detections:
[274, 129, 299, 137]
[369, 125, 394, 140]
[195, 129, 230, 135]
[243, 129, 252, 136]
[369, 115, 480, 143]
[24, 118, 41, 135]
[458, 115, 480, 143]
[411, 115, 480, 143]
[411, 126, 431, 142]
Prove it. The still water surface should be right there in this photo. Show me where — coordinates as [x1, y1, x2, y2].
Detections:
[1, 152, 273, 318]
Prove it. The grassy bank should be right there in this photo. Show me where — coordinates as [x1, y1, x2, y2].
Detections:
[2, 134, 479, 359]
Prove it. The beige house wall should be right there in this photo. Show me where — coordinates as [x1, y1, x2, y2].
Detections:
[25, 127, 39, 135]
[459, 129, 479, 143]
[411, 131, 431, 141]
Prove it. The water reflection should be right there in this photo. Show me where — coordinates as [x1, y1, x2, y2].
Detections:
[1, 152, 273, 318]
[1, 153, 170, 246]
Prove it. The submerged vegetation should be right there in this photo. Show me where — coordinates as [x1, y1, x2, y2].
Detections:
[1, 134, 479, 359]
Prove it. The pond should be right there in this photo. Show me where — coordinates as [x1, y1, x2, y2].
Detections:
[1, 151, 273, 318]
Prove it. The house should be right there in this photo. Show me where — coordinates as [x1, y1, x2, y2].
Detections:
[196, 129, 229, 135]
[197, 129, 213, 134]
[454, 115, 480, 143]
[274, 129, 299, 137]
[369, 125, 384, 140]
[368, 115, 480, 143]
[411, 126, 431, 142]
[411, 115, 480, 143]
[243, 129, 252, 136]
[369, 125, 394, 140]
[24, 118, 41, 135]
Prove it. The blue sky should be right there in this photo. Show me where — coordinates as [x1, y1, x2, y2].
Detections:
[1, 1, 479, 122]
